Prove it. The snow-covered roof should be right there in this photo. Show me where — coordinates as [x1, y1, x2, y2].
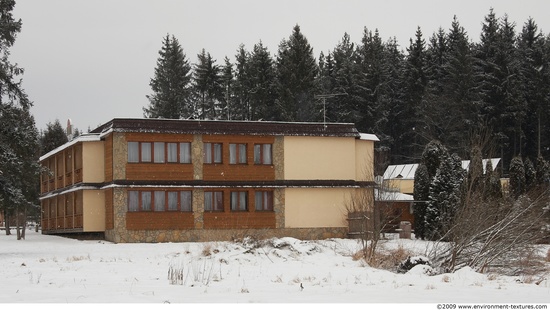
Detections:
[39, 133, 102, 162]
[383, 158, 500, 180]
[358, 133, 379, 141]
[375, 189, 414, 201]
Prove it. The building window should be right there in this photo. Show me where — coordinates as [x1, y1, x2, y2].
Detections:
[229, 143, 247, 164]
[154, 191, 165, 211]
[204, 143, 222, 164]
[254, 144, 272, 165]
[167, 143, 178, 163]
[231, 192, 248, 211]
[180, 142, 191, 164]
[154, 142, 165, 163]
[128, 191, 139, 211]
[128, 141, 191, 164]
[181, 191, 192, 212]
[204, 191, 223, 211]
[255, 191, 274, 211]
[167, 191, 178, 211]
[128, 142, 139, 163]
[141, 143, 152, 162]
[141, 191, 152, 211]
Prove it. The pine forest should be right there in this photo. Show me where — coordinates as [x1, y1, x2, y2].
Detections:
[144, 11, 550, 177]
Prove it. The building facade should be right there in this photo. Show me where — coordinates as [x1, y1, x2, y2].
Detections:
[39, 119, 378, 243]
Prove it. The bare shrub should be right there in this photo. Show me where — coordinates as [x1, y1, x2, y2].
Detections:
[546, 249, 550, 262]
[345, 179, 403, 266]
[429, 189, 548, 275]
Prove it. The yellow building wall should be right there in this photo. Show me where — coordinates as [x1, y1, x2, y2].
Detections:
[355, 139, 375, 181]
[283, 136, 356, 180]
[82, 141, 105, 183]
[284, 188, 350, 228]
[82, 190, 105, 232]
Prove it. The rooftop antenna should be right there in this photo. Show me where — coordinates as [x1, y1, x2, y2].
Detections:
[314, 93, 346, 128]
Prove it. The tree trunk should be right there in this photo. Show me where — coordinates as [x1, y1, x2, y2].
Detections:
[16, 209, 21, 240]
[21, 207, 27, 240]
[5, 210, 11, 235]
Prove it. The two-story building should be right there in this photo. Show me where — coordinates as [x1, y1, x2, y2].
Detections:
[39, 118, 378, 243]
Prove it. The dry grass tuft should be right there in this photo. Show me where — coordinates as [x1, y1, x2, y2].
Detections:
[202, 243, 212, 257]
[355, 243, 413, 271]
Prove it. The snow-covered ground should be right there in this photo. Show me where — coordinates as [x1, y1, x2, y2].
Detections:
[1, 229, 549, 305]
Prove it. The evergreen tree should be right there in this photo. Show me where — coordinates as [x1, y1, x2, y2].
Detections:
[274, 24, 319, 121]
[442, 16, 478, 157]
[193, 49, 223, 119]
[517, 18, 547, 160]
[249, 41, 276, 120]
[40, 119, 68, 155]
[535, 156, 550, 188]
[0, 0, 40, 238]
[467, 145, 484, 191]
[329, 33, 361, 124]
[398, 27, 427, 163]
[422, 28, 450, 144]
[232, 45, 252, 120]
[379, 38, 405, 162]
[509, 156, 526, 198]
[221, 56, 234, 120]
[524, 157, 536, 191]
[413, 163, 429, 240]
[483, 159, 502, 200]
[144, 34, 192, 119]
[426, 152, 464, 240]
[355, 28, 384, 133]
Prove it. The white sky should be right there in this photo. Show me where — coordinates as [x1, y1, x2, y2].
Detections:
[10, 0, 550, 132]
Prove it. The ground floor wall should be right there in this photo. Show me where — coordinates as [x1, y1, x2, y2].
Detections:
[103, 187, 352, 243]
[284, 188, 351, 228]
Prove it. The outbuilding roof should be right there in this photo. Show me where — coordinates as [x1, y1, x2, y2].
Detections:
[383, 158, 501, 180]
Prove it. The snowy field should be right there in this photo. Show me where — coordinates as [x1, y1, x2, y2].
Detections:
[1, 229, 549, 305]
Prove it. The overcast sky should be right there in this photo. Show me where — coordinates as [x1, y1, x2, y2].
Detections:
[10, 0, 550, 132]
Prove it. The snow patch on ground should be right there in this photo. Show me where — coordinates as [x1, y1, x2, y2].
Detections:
[1, 230, 549, 303]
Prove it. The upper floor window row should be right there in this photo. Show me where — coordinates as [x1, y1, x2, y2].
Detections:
[128, 141, 272, 165]
[128, 142, 191, 164]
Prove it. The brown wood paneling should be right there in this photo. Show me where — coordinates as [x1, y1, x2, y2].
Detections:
[126, 212, 194, 230]
[125, 132, 195, 142]
[104, 134, 113, 182]
[126, 163, 194, 181]
[203, 135, 275, 181]
[203, 212, 276, 229]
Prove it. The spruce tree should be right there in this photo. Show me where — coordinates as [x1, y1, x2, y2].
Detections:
[0, 0, 40, 238]
[329, 33, 361, 124]
[483, 159, 502, 200]
[232, 45, 251, 120]
[274, 24, 319, 121]
[221, 56, 234, 120]
[509, 156, 526, 198]
[524, 157, 536, 191]
[40, 119, 68, 155]
[144, 35, 192, 119]
[398, 27, 427, 163]
[193, 49, 223, 119]
[413, 163, 429, 240]
[517, 18, 547, 160]
[249, 41, 276, 120]
[535, 156, 550, 188]
[426, 152, 464, 240]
